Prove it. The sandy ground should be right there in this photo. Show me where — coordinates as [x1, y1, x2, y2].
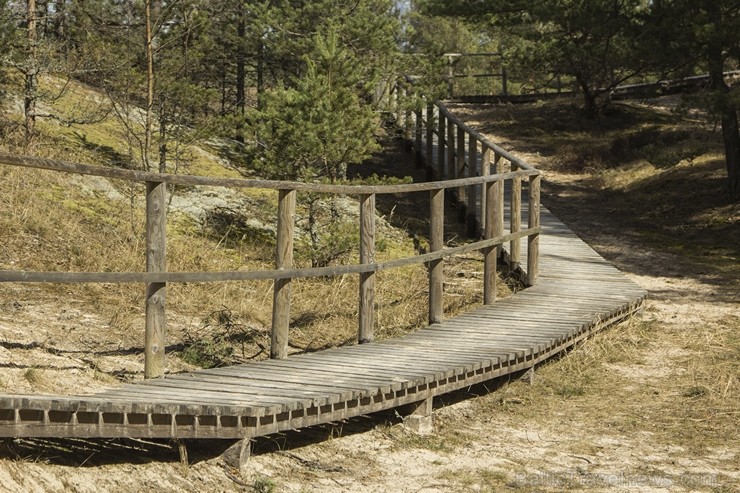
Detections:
[1, 108, 738, 492]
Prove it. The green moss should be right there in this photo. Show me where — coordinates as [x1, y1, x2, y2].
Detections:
[61, 197, 121, 227]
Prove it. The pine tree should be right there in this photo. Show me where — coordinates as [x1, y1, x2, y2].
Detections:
[256, 28, 380, 182]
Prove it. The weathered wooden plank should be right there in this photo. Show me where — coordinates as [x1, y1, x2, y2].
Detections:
[163, 373, 355, 403]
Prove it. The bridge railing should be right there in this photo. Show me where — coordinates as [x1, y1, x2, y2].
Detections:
[0, 103, 540, 379]
[406, 99, 541, 279]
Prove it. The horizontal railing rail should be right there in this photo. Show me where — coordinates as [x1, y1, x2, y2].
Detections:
[0, 228, 540, 284]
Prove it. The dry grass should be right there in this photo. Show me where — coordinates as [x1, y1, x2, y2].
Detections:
[0, 80, 506, 380]
[0, 162, 499, 373]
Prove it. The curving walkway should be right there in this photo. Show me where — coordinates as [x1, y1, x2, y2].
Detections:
[0, 107, 646, 442]
[0, 205, 645, 441]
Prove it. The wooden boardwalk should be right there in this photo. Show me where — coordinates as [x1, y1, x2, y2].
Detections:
[0, 102, 646, 445]
[0, 202, 645, 442]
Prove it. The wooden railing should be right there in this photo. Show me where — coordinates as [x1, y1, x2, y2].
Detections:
[0, 102, 541, 379]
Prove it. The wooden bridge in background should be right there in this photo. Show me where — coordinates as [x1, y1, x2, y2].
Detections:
[0, 100, 645, 464]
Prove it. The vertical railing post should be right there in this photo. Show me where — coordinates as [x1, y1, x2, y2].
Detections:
[447, 117, 455, 181]
[437, 107, 446, 179]
[271, 189, 296, 359]
[426, 102, 434, 171]
[480, 147, 491, 230]
[528, 175, 541, 285]
[359, 193, 376, 344]
[415, 106, 423, 167]
[145, 180, 166, 379]
[456, 125, 466, 211]
[510, 162, 522, 268]
[483, 178, 498, 304]
[496, 156, 505, 256]
[501, 66, 508, 96]
[466, 133, 478, 237]
[429, 188, 444, 324]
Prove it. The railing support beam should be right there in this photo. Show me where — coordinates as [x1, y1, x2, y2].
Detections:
[480, 147, 491, 230]
[456, 125, 466, 215]
[429, 188, 444, 324]
[145, 180, 166, 379]
[438, 109, 446, 179]
[510, 162, 522, 268]
[426, 102, 435, 173]
[271, 189, 296, 359]
[467, 133, 478, 237]
[484, 179, 500, 304]
[359, 193, 376, 344]
[527, 175, 541, 285]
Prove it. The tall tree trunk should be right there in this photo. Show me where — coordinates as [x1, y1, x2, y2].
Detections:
[144, 0, 154, 170]
[235, 7, 246, 143]
[707, 6, 740, 202]
[257, 38, 265, 111]
[158, 96, 167, 173]
[577, 76, 597, 119]
[24, 0, 38, 147]
[721, 112, 740, 201]
[53, 0, 65, 40]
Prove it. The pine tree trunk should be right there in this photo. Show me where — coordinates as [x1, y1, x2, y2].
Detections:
[158, 97, 167, 173]
[257, 39, 265, 111]
[707, 5, 740, 202]
[578, 77, 597, 119]
[721, 112, 740, 201]
[235, 9, 246, 143]
[24, 0, 38, 147]
[54, 0, 65, 40]
[144, 0, 155, 170]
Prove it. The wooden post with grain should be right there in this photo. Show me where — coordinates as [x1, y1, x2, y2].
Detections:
[456, 125, 466, 210]
[271, 189, 296, 359]
[483, 178, 498, 304]
[145, 180, 166, 379]
[359, 193, 376, 343]
[426, 102, 435, 171]
[428, 188, 444, 324]
[480, 147, 491, 230]
[495, 155, 506, 256]
[510, 162, 522, 268]
[438, 109, 446, 179]
[467, 133, 478, 236]
[447, 117, 455, 180]
[527, 175, 541, 285]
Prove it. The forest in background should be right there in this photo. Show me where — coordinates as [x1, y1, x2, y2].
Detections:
[0, 0, 738, 199]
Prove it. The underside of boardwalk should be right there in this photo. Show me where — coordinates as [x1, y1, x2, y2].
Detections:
[0, 200, 646, 440]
